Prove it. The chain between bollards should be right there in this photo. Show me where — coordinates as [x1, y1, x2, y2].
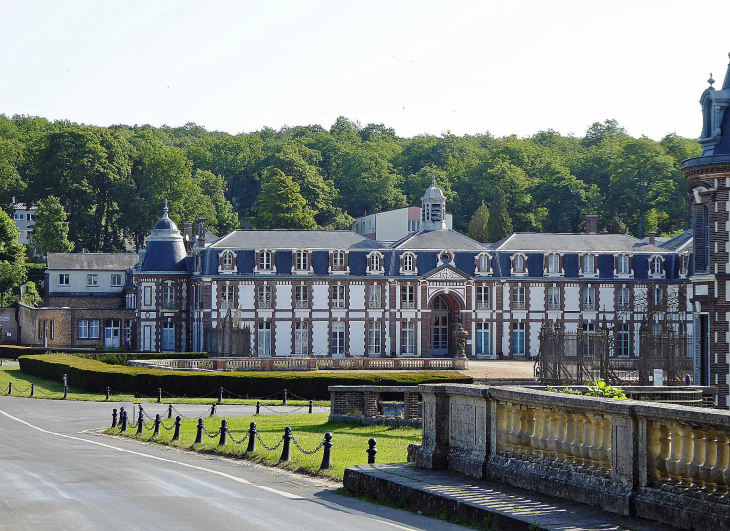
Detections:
[218, 420, 227, 446]
[246, 422, 257, 452]
[367, 438, 377, 464]
[111, 408, 118, 428]
[280, 427, 292, 462]
[195, 418, 204, 444]
[320, 433, 332, 470]
[172, 416, 181, 441]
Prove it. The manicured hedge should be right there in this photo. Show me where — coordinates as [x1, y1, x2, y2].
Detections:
[0, 346, 208, 362]
[18, 355, 473, 400]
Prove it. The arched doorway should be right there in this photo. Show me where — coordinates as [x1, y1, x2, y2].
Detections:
[430, 295, 450, 356]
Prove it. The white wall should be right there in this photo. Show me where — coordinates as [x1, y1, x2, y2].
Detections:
[350, 284, 365, 310]
[312, 285, 328, 310]
[239, 284, 254, 310]
[48, 270, 127, 294]
[275, 321, 292, 357]
[564, 286, 580, 312]
[276, 285, 292, 310]
[349, 321, 365, 356]
[312, 321, 328, 356]
[529, 286, 545, 312]
[599, 286, 614, 312]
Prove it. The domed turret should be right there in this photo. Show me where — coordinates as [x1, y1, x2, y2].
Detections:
[141, 200, 188, 272]
[421, 177, 447, 231]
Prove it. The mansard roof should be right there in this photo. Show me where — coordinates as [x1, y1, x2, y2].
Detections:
[47, 253, 140, 271]
[493, 233, 667, 254]
[391, 228, 487, 251]
[657, 230, 693, 252]
[209, 229, 386, 250]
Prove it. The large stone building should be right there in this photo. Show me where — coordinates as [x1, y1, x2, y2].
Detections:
[684, 53, 730, 406]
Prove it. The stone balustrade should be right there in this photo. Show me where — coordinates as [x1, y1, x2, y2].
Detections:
[329, 385, 421, 427]
[416, 383, 730, 529]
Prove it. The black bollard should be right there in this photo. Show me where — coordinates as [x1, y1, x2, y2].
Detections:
[219, 419, 227, 446]
[320, 433, 333, 470]
[120, 410, 128, 432]
[172, 416, 181, 441]
[246, 422, 257, 453]
[7, 381, 11, 395]
[157, 388, 162, 404]
[195, 418, 204, 444]
[308, 400, 313, 414]
[105, 387, 110, 401]
[256, 401, 260, 415]
[218, 387, 223, 405]
[111, 408, 118, 428]
[138, 404, 144, 423]
[367, 438, 377, 464]
[210, 403, 216, 416]
[168, 404, 173, 419]
[136, 412, 144, 436]
[63, 384, 68, 400]
[282, 389, 287, 406]
[30, 383, 34, 397]
[153, 414, 161, 437]
[280, 427, 292, 462]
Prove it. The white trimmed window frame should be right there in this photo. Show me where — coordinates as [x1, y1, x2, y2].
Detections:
[679, 252, 690, 277]
[366, 251, 385, 275]
[614, 254, 634, 278]
[475, 252, 492, 276]
[510, 253, 528, 277]
[328, 250, 350, 275]
[254, 249, 276, 275]
[292, 250, 314, 275]
[544, 253, 564, 277]
[399, 251, 418, 275]
[218, 250, 238, 274]
[579, 253, 599, 278]
[648, 255, 666, 279]
[436, 250, 454, 266]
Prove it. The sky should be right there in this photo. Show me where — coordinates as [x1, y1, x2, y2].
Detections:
[2, 0, 730, 140]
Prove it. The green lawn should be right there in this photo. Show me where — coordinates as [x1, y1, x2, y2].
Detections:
[105, 413, 421, 480]
[0, 366, 326, 406]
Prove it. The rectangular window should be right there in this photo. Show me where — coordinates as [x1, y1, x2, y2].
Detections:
[59, 274, 70, 286]
[476, 286, 491, 309]
[143, 286, 152, 306]
[618, 288, 631, 309]
[583, 255, 594, 274]
[26, 213, 33, 222]
[111, 274, 123, 287]
[332, 285, 346, 308]
[221, 285, 235, 309]
[331, 251, 345, 269]
[258, 285, 272, 308]
[13, 213, 23, 220]
[401, 285, 415, 309]
[162, 323, 174, 352]
[476, 322, 490, 356]
[295, 251, 309, 271]
[257, 321, 271, 356]
[367, 285, 382, 308]
[512, 322, 525, 355]
[400, 321, 415, 355]
[367, 321, 381, 356]
[548, 254, 560, 273]
[512, 286, 526, 309]
[295, 285, 309, 308]
[653, 287, 664, 306]
[124, 320, 133, 348]
[618, 323, 631, 357]
[163, 284, 175, 309]
[582, 287, 596, 310]
[617, 255, 630, 275]
[331, 322, 345, 356]
[78, 320, 88, 339]
[547, 287, 561, 310]
[294, 321, 308, 356]
[583, 323, 596, 357]
[87, 274, 98, 287]
[259, 251, 272, 270]
[89, 320, 100, 339]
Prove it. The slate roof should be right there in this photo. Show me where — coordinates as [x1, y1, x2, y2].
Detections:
[493, 233, 667, 253]
[209, 230, 386, 250]
[47, 253, 140, 270]
[392, 229, 487, 251]
[657, 230, 693, 252]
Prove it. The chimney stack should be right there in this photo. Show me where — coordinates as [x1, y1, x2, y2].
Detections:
[183, 222, 193, 252]
[195, 218, 206, 248]
[585, 215, 598, 234]
[648, 232, 656, 246]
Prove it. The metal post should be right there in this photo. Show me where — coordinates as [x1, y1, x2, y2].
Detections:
[168, 404, 173, 419]
[256, 401, 260, 415]
[367, 438, 377, 464]
[136, 412, 144, 436]
[280, 427, 292, 462]
[218, 387, 223, 405]
[138, 404, 144, 421]
[172, 416, 181, 441]
[282, 389, 287, 405]
[120, 410, 127, 432]
[157, 388, 162, 404]
[105, 387, 110, 401]
[246, 422, 256, 453]
[111, 408, 118, 428]
[7, 381, 11, 395]
[30, 383, 34, 397]
[219, 419, 227, 446]
[153, 414, 161, 437]
[308, 400, 313, 414]
[210, 403, 216, 416]
[195, 418, 204, 444]
[320, 433, 332, 470]
[63, 384, 67, 400]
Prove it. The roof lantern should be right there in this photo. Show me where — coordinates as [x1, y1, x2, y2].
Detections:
[421, 176, 447, 231]
[140, 199, 188, 272]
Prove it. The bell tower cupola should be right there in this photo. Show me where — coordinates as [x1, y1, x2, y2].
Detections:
[421, 177, 447, 231]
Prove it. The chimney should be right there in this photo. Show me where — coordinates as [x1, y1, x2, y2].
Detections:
[195, 218, 206, 248]
[648, 232, 656, 246]
[585, 215, 598, 234]
[183, 221, 193, 252]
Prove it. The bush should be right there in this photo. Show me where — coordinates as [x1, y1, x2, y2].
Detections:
[18, 355, 473, 400]
[0, 346, 207, 362]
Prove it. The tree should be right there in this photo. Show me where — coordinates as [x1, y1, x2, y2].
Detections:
[21, 281, 41, 307]
[486, 187, 513, 243]
[250, 169, 317, 229]
[29, 196, 74, 257]
[468, 201, 490, 243]
[0, 209, 26, 305]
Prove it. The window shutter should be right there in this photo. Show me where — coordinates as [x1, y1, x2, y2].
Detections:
[693, 205, 707, 273]
[693, 314, 701, 384]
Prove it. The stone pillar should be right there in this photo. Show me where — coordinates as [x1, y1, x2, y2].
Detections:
[416, 384, 450, 470]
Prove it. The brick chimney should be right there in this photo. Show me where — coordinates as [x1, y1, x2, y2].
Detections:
[647, 232, 656, 246]
[183, 221, 193, 252]
[585, 215, 598, 234]
[195, 218, 206, 248]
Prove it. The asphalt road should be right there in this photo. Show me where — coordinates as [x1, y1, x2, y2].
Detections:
[0, 396, 461, 531]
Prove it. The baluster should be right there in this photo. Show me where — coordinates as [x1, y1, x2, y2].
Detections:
[496, 403, 511, 453]
[570, 412, 585, 465]
[579, 413, 595, 470]
[676, 425, 695, 487]
[717, 434, 730, 495]
[561, 412, 574, 462]
[508, 403, 522, 457]
[651, 422, 672, 486]
[687, 429, 707, 489]
[700, 430, 718, 492]
[545, 410, 559, 461]
[552, 410, 568, 463]
[529, 407, 544, 457]
[588, 414, 603, 472]
[520, 407, 535, 458]
[597, 415, 612, 473]
[666, 424, 683, 484]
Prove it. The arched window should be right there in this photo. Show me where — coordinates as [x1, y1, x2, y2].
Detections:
[512, 254, 526, 275]
[368, 252, 384, 274]
[478, 253, 489, 272]
[220, 251, 235, 271]
[649, 255, 664, 277]
[403, 253, 413, 271]
[162, 283, 174, 309]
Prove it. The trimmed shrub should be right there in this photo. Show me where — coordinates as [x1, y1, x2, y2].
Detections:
[0, 346, 207, 362]
[18, 355, 473, 400]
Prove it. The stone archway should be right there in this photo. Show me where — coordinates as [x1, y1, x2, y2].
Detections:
[427, 292, 464, 357]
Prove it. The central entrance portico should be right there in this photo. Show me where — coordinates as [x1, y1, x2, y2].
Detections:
[422, 263, 470, 357]
[430, 295, 450, 356]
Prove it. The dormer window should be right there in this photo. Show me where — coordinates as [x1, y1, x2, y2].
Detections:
[649, 255, 665, 278]
[438, 250, 454, 265]
[400, 252, 417, 275]
[547, 254, 560, 274]
[680, 253, 690, 276]
[219, 250, 237, 273]
[615, 254, 633, 277]
[259, 250, 272, 271]
[332, 251, 345, 269]
[511, 254, 527, 276]
[580, 254, 598, 277]
[223, 252, 233, 269]
[292, 250, 313, 274]
[475, 252, 491, 275]
[367, 252, 385, 275]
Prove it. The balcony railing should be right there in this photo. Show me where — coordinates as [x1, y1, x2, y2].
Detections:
[512, 301, 526, 310]
[401, 301, 416, 309]
[476, 302, 491, 310]
[295, 301, 309, 309]
[368, 300, 382, 309]
[258, 300, 272, 309]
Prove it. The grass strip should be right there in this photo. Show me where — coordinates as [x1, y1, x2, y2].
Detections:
[105, 413, 420, 481]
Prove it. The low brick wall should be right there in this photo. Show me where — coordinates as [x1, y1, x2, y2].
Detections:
[329, 385, 422, 427]
[416, 383, 730, 530]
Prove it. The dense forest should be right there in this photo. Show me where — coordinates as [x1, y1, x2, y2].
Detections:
[0, 114, 701, 254]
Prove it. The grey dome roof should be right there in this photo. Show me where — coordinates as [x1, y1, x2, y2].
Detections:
[141, 201, 188, 272]
[422, 185, 445, 201]
[154, 217, 178, 231]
